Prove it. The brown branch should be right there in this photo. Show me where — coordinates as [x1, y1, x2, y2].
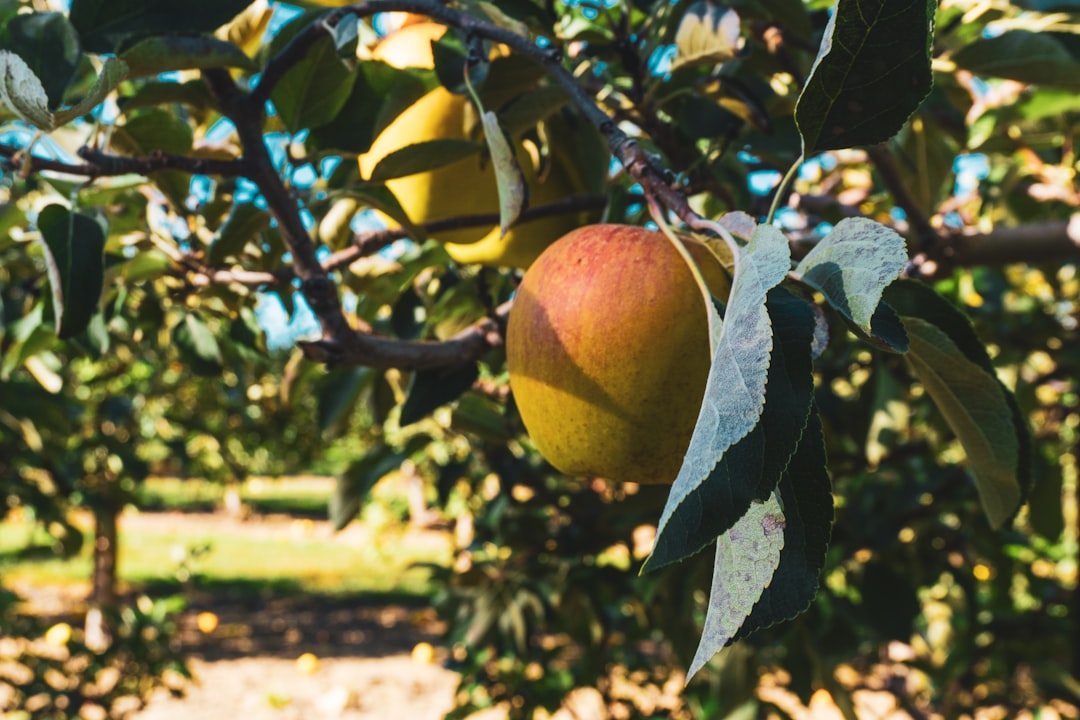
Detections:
[298, 301, 510, 370]
[930, 219, 1080, 275]
[202, 68, 355, 348]
[0, 143, 246, 178]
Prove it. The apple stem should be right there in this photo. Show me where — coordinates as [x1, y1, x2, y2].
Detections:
[646, 195, 723, 348]
[766, 155, 804, 227]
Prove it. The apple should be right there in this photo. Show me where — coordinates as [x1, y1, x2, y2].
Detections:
[506, 224, 732, 484]
[357, 23, 603, 268]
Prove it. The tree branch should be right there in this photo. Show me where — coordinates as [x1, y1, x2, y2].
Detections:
[0, 143, 246, 178]
[298, 301, 510, 370]
[202, 68, 355, 347]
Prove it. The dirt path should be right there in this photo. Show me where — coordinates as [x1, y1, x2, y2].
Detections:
[9, 509, 470, 720]
[132, 655, 460, 720]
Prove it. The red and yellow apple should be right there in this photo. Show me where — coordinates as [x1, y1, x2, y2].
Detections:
[506, 224, 732, 484]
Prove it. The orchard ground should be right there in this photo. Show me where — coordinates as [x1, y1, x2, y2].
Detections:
[1, 479, 999, 720]
[2, 477, 466, 720]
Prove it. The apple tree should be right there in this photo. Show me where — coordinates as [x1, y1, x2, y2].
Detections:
[1, 0, 1076, 718]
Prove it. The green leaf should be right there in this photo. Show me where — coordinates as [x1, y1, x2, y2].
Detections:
[209, 203, 271, 265]
[652, 223, 790, 559]
[173, 312, 223, 376]
[37, 204, 107, 340]
[269, 12, 354, 133]
[795, 0, 934, 153]
[400, 363, 480, 427]
[113, 107, 194, 155]
[110, 107, 193, 206]
[953, 31, 1080, 89]
[0, 12, 81, 110]
[118, 79, 215, 114]
[902, 317, 1022, 527]
[69, 0, 254, 54]
[51, 57, 127, 126]
[884, 279, 1031, 518]
[317, 367, 375, 434]
[733, 413, 833, 641]
[308, 61, 437, 155]
[865, 365, 909, 467]
[794, 217, 907, 331]
[0, 50, 54, 129]
[340, 187, 426, 243]
[645, 287, 816, 572]
[480, 110, 525, 238]
[119, 35, 256, 78]
[688, 490, 785, 680]
[329, 447, 407, 531]
[366, 139, 484, 184]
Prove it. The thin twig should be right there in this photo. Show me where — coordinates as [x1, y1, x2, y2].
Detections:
[0, 143, 247, 178]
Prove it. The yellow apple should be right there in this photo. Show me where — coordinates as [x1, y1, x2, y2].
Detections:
[357, 23, 602, 269]
[506, 224, 732, 484]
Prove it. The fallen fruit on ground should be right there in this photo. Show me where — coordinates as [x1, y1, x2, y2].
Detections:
[506, 224, 731, 484]
[358, 23, 602, 268]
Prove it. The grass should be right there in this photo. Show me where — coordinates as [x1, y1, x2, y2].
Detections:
[134, 475, 335, 517]
[0, 476, 452, 602]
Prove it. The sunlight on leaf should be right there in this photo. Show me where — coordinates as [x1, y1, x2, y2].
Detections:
[688, 490, 785, 680]
[794, 217, 907, 331]
[480, 110, 526, 238]
[903, 317, 1022, 527]
[652, 223, 789, 557]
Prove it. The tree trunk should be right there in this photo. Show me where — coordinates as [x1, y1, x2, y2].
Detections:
[85, 499, 119, 652]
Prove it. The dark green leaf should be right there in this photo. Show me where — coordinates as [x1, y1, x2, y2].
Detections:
[431, 30, 478, 95]
[113, 107, 194, 155]
[119, 35, 256, 78]
[173, 312, 223, 376]
[734, 412, 833, 641]
[269, 12, 354, 133]
[367, 139, 484, 184]
[37, 204, 107, 340]
[308, 61, 438, 155]
[795, 0, 934, 153]
[330, 447, 407, 531]
[885, 280, 1031, 524]
[645, 288, 816, 572]
[118, 79, 215, 114]
[400, 363, 480, 426]
[0, 12, 80, 109]
[953, 31, 1080, 89]
[69, 0, 254, 54]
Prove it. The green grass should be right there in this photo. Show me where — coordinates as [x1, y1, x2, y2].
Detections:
[134, 475, 335, 517]
[0, 479, 451, 604]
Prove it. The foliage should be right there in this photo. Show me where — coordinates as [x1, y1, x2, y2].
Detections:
[0, 0, 1077, 718]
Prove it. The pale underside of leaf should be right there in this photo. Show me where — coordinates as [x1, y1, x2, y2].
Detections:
[903, 317, 1022, 527]
[480, 110, 525, 238]
[654, 223, 790, 544]
[0, 51, 54, 130]
[688, 490, 786, 680]
[794, 217, 907, 331]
